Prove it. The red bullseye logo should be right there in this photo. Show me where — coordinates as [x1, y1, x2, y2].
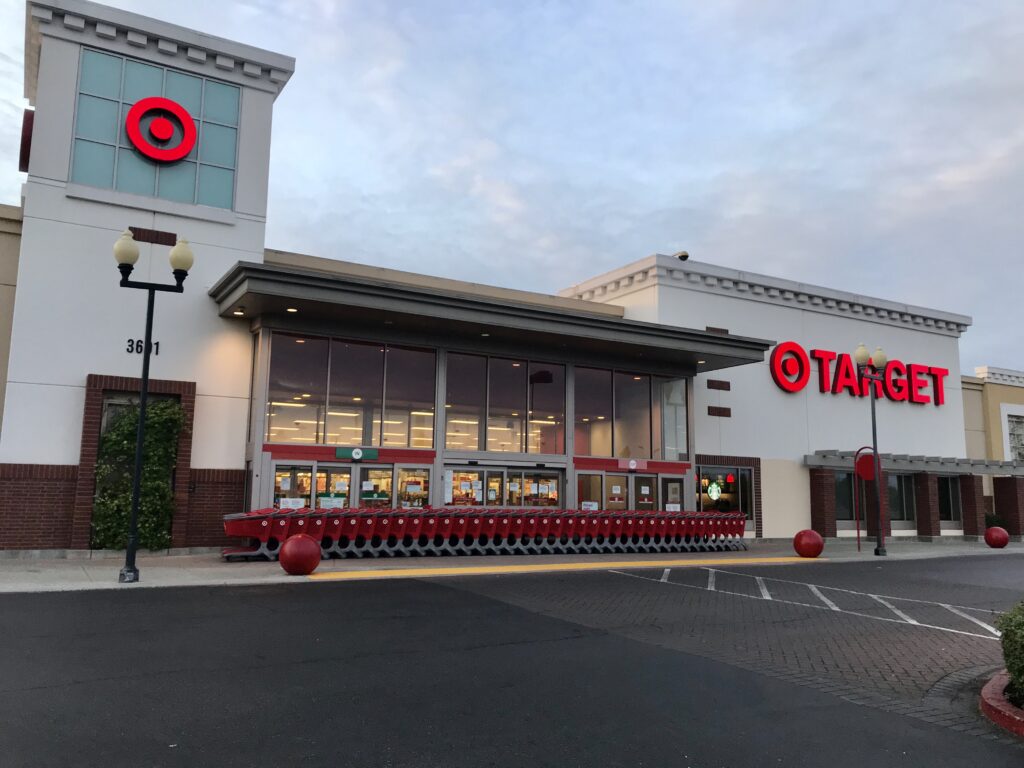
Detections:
[769, 341, 810, 393]
[125, 97, 196, 163]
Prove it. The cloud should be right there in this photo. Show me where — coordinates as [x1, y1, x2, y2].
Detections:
[0, 0, 1022, 372]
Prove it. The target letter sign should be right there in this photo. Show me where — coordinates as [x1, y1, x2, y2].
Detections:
[125, 97, 196, 163]
[769, 341, 948, 406]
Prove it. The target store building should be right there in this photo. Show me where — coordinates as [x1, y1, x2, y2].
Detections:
[1, 0, 1021, 553]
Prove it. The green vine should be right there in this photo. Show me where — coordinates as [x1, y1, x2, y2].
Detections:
[91, 398, 186, 551]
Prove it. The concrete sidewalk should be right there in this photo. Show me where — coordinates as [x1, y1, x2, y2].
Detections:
[0, 538, 1021, 593]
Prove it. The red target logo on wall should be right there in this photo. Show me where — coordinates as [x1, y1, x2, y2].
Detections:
[769, 341, 811, 393]
[124, 97, 196, 163]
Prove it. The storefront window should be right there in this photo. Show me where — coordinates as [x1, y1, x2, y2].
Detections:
[635, 475, 658, 511]
[397, 468, 430, 508]
[266, 334, 328, 444]
[653, 378, 687, 460]
[698, 466, 752, 518]
[614, 373, 651, 459]
[487, 358, 526, 452]
[316, 467, 351, 509]
[528, 363, 565, 454]
[274, 465, 312, 509]
[448, 469, 483, 505]
[887, 474, 916, 522]
[360, 467, 393, 508]
[661, 477, 684, 512]
[835, 471, 854, 521]
[938, 476, 962, 522]
[383, 346, 436, 449]
[446, 354, 486, 451]
[507, 473, 523, 505]
[485, 471, 505, 505]
[326, 340, 384, 447]
[577, 474, 602, 511]
[522, 472, 560, 507]
[574, 367, 613, 456]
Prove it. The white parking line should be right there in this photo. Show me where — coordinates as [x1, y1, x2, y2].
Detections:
[808, 584, 840, 611]
[755, 576, 771, 600]
[942, 604, 1001, 637]
[660, 568, 671, 583]
[607, 569, 999, 642]
[871, 595, 919, 624]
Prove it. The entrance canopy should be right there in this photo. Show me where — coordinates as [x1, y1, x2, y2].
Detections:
[806, 449, 1024, 477]
[209, 251, 773, 375]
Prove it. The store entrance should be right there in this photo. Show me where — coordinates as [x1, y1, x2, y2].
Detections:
[272, 463, 431, 510]
[593, 474, 665, 511]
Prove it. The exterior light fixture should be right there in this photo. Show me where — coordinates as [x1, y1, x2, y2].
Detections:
[111, 229, 194, 584]
[854, 343, 889, 556]
[232, 308, 245, 316]
[697, 360, 706, 365]
[286, 307, 298, 313]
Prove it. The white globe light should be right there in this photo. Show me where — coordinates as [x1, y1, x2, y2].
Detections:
[169, 239, 194, 272]
[872, 347, 888, 368]
[853, 343, 870, 366]
[113, 230, 140, 265]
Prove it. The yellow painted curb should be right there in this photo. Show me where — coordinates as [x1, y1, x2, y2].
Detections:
[308, 556, 817, 582]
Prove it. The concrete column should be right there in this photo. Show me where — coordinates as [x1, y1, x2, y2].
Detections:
[992, 476, 1024, 538]
[959, 474, 985, 538]
[914, 473, 941, 539]
[808, 468, 836, 538]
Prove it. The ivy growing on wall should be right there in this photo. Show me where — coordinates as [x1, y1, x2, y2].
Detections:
[91, 399, 186, 551]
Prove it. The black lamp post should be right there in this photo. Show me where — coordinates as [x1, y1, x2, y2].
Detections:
[113, 230, 194, 583]
[854, 342, 888, 557]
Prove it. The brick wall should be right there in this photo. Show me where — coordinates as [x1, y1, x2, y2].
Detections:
[993, 476, 1024, 537]
[914, 473, 940, 537]
[808, 468, 837, 538]
[183, 469, 246, 547]
[0, 464, 77, 548]
[863, 470, 892, 538]
[959, 474, 985, 537]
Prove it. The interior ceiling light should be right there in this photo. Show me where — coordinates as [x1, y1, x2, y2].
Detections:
[286, 307, 298, 313]
[295, 339, 305, 344]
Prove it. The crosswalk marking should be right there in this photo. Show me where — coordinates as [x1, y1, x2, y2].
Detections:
[942, 604, 1001, 637]
[607, 568, 1001, 642]
[755, 576, 771, 600]
[871, 595, 919, 624]
[660, 568, 671, 583]
[808, 584, 840, 611]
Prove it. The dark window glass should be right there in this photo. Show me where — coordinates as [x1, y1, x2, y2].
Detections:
[528, 363, 565, 454]
[835, 471, 854, 520]
[266, 334, 328, 444]
[574, 368, 612, 456]
[888, 474, 917, 522]
[938, 476, 962, 522]
[614, 373, 652, 459]
[739, 468, 753, 520]
[446, 353, 486, 450]
[383, 346, 436, 449]
[698, 466, 741, 513]
[487, 358, 526, 452]
[326, 340, 384, 447]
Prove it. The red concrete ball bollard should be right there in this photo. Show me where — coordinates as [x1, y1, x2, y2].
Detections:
[279, 533, 322, 575]
[985, 526, 1009, 549]
[793, 529, 824, 558]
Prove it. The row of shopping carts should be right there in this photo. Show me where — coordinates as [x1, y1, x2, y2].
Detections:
[222, 507, 748, 560]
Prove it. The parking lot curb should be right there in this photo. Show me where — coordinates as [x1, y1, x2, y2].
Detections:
[980, 670, 1024, 738]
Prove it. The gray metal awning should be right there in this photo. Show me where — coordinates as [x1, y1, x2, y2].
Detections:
[209, 260, 774, 375]
[805, 450, 1024, 477]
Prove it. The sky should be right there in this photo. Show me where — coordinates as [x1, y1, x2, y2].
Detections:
[0, 0, 1022, 373]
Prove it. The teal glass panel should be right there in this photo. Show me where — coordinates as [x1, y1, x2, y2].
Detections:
[115, 148, 157, 196]
[70, 140, 115, 188]
[123, 60, 163, 104]
[199, 123, 237, 167]
[157, 161, 197, 203]
[197, 164, 234, 208]
[165, 71, 203, 115]
[80, 50, 122, 100]
[202, 81, 239, 125]
[75, 94, 119, 143]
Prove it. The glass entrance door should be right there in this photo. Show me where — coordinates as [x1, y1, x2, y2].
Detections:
[660, 476, 684, 511]
[274, 465, 313, 509]
[633, 475, 658, 511]
[317, 466, 351, 509]
[605, 474, 628, 510]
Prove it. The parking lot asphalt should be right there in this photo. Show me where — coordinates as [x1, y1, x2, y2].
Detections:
[0, 553, 1021, 767]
